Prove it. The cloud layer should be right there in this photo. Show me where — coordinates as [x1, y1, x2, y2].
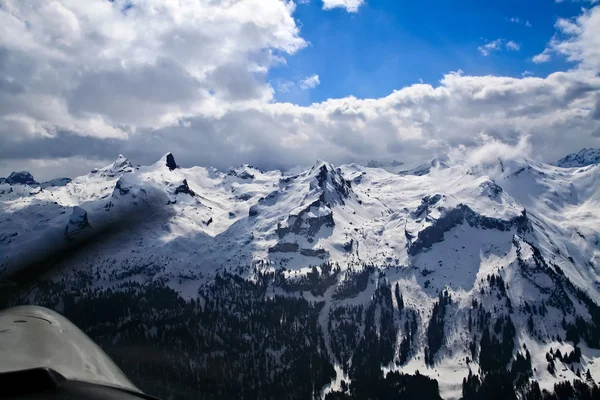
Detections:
[0, 1, 599, 180]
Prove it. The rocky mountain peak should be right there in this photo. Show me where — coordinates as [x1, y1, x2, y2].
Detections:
[94, 155, 135, 177]
[555, 148, 600, 168]
[111, 154, 133, 171]
[226, 164, 257, 180]
[165, 153, 178, 170]
[6, 171, 37, 186]
[309, 161, 353, 206]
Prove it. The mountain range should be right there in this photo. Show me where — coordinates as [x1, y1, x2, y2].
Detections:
[555, 148, 600, 168]
[1, 149, 600, 400]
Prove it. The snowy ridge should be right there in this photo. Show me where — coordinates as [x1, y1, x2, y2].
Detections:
[2, 151, 600, 398]
[555, 148, 600, 168]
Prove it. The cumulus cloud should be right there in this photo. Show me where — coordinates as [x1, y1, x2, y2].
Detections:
[322, 0, 365, 13]
[478, 39, 520, 56]
[0, 0, 306, 134]
[478, 39, 503, 56]
[464, 134, 532, 166]
[299, 75, 321, 90]
[534, 6, 600, 70]
[0, 1, 599, 180]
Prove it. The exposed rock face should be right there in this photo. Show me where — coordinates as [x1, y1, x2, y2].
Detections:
[412, 194, 443, 219]
[268, 162, 354, 259]
[248, 204, 259, 216]
[299, 248, 329, 259]
[227, 166, 256, 180]
[166, 153, 178, 170]
[6, 171, 37, 185]
[98, 155, 135, 177]
[276, 200, 336, 239]
[268, 242, 299, 253]
[64, 206, 91, 240]
[174, 179, 195, 196]
[111, 154, 133, 172]
[114, 178, 130, 196]
[312, 163, 353, 206]
[407, 205, 530, 256]
[556, 148, 600, 168]
[480, 180, 503, 199]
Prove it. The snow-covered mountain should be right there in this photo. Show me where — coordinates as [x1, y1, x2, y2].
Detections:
[555, 148, 600, 168]
[0, 170, 72, 188]
[1, 152, 600, 399]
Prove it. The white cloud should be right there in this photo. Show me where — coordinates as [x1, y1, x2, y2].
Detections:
[552, 7, 600, 71]
[506, 41, 521, 51]
[274, 74, 320, 92]
[299, 75, 321, 90]
[0, 1, 599, 180]
[322, 0, 365, 13]
[532, 51, 551, 63]
[521, 71, 534, 77]
[478, 39, 520, 56]
[478, 39, 504, 56]
[534, 6, 600, 70]
[0, 0, 306, 132]
[448, 134, 533, 172]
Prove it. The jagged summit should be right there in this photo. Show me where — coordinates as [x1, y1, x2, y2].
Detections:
[226, 164, 259, 180]
[111, 154, 132, 171]
[308, 161, 353, 206]
[165, 153, 178, 170]
[94, 154, 135, 177]
[555, 148, 600, 168]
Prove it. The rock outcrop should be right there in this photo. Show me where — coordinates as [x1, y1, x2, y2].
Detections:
[6, 171, 37, 185]
[64, 206, 92, 240]
[174, 179, 195, 196]
[166, 153, 178, 170]
[407, 205, 530, 256]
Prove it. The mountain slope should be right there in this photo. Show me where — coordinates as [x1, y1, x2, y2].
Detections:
[1, 153, 600, 399]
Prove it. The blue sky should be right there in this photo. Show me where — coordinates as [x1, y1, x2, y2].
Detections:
[272, 0, 587, 104]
